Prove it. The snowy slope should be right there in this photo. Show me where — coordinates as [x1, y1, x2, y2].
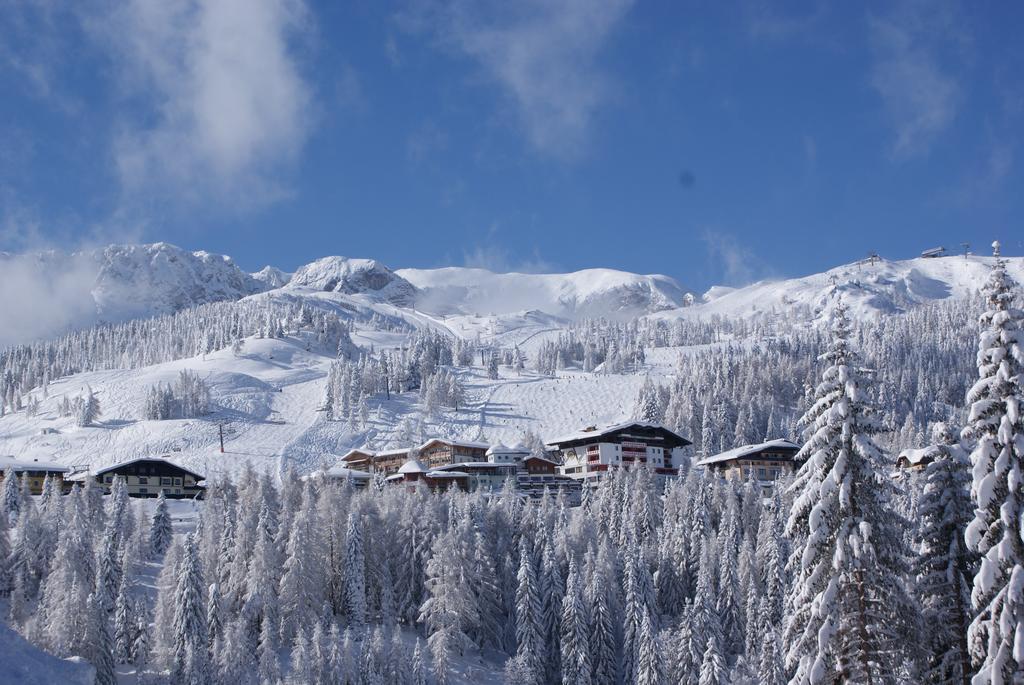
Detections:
[398, 266, 688, 320]
[0, 624, 94, 685]
[3, 247, 1024, 479]
[669, 255, 1024, 323]
[0, 332, 673, 479]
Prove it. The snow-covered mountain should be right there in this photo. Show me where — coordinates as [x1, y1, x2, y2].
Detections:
[285, 256, 416, 306]
[674, 254, 1024, 324]
[0, 243, 268, 346]
[90, 243, 268, 320]
[1, 243, 1021, 480]
[398, 266, 687, 320]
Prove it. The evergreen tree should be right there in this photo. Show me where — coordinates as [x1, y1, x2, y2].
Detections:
[914, 422, 975, 685]
[559, 559, 591, 685]
[783, 303, 915, 684]
[698, 634, 727, 685]
[170, 534, 210, 684]
[964, 241, 1024, 683]
[636, 610, 663, 685]
[149, 490, 173, 557]
[514, 543, 543, 684]
[344, 510, 367, 628]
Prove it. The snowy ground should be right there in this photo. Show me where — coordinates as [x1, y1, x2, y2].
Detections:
[0, 317, 670, 479]
[3, 253, 1019, 479]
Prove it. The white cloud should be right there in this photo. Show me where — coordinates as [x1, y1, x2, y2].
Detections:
[462, 243, 556, 274]
[868, 2, 964, 158]
[0, 251, 99, 347]
[99, 0, 314, 209]
[701, 230, 774, 287]
[401, 0, 634, 159]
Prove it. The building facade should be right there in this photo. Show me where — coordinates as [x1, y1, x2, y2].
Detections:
[89, 457, 206, 499]
[547, 421, 692, 485]
[0, 456, 69, 495]
[696, 439, 801, 484]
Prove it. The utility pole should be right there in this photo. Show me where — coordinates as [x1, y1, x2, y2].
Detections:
[218, 422, 225, 453]
[962, 242, 970, 258]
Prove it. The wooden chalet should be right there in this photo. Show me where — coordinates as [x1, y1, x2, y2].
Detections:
[0, 455, 70, 495]
[90, 457, 206, 499]
[696, 439, 801, 483]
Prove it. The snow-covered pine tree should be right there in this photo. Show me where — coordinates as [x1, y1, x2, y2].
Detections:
[560, 558, 591, 685]
[586, 559, 618, 684]
[964, 241, 1024, 683]
[344, 510, 367, 628]
[0, 507, 10, 597]
[699, 633, 727, 685]
[783, 302, 915, 683]
[170, 534, 210, 684]
[2, 469, 20, 523]
[636, 609, 663, 685]
[75, 385, 101, 426]
[514, 542, 544, 684]
[149, 490, 173, 557]
[913, 422, 975, 684]
[86, 591, 116, 685]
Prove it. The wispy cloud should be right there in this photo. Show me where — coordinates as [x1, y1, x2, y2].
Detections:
[701, 230, 775, 286]
[867, 1, 965, 158]
[399, 0, 634, 160]
[95, 0, 315, 211]
[461, 243, 557, 274]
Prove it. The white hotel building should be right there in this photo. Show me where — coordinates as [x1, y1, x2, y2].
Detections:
[546, 421, 692, 485]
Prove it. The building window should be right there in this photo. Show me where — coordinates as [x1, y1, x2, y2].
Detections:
[173, 478, 182, 486]
[758, 468, 767, 479]
[105, 476, 113, 483]
[139, 477, 148, 485]
[139, 488, 148, 494]
[161, 477, 171, 486]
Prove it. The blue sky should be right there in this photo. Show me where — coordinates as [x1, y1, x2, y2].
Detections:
[1, 0, 1022, 291]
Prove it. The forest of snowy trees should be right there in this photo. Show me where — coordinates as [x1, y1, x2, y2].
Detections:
[0, 248, 1020, 684]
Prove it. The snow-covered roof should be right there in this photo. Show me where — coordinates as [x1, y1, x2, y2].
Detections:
[93, 457, 205, 481]
[322, 466, 372, 481]
[398, 459, 427, 474]
[433, 462, 516, 471]
[545, 421, 690, 447]
[523, 454, 561, 466]
[486, 443, 529, 456]
[340, 449, 374, 462]
[896, 446, 939, 467]
[0, 455, 69, 473]
[426, 470, 468, 478]
[419, 438, 490, 452]
[696, 439, 801, 467]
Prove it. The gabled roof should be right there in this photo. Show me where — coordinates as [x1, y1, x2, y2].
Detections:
[695, 439, 801, 467]
[545, 421, 691, 449]
[341, 447, 411, 463]
[426, 470, 468, 478]
[896, 446, 939, 467]
[340, 448, 374, 462]
[94, 457, 205, 481]
[486, 443, 530, 456]
[418, 438, 490, 452]
[322, 466, 372, 480]
[0, 455, 68, 473]
[523, 454, 561, 466]
[432, 461, 517, 471]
